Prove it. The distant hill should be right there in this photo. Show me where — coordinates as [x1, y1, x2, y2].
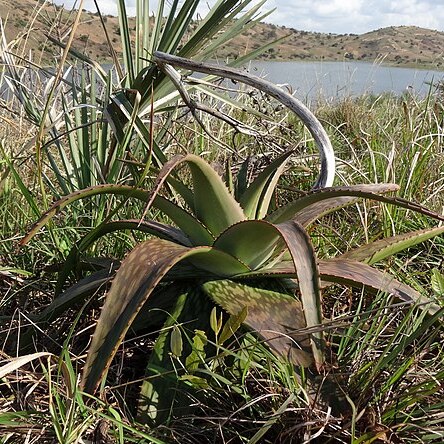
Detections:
[1, 0, 444, 69]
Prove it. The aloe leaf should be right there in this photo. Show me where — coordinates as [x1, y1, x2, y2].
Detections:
[186, 248, 250, 276]
[276, 221, 324, 369]
[267, 184, 400, 223]
[55, 219, 192, 295]
[81, 239, 191, 393]
[337, 226, 444, 265]
[144, 154, 246, 237]
[20, 184, 213, 247]
[239, 258, 440, 315]
[214, 219, 323, 366]
[153, 196, 214, 245]
[239, 150, 294, 219]
[213, 220, 282, 270]
[235, 156, 251, 201]
[182, 154, 247, 235]
[131, 283, 188, 333]
[81, 239, 247, 392]
[292, 184, 401, 227]
[202, 280, 313, 367]
[319, 259, 440, 314]
[164, 175, 195, 212]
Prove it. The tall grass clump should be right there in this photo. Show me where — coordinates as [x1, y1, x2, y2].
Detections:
[1, 2, 444, 443]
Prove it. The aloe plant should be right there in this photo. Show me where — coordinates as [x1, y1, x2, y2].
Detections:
[17, 49, 444, 425]
[20, 147, 444, 421]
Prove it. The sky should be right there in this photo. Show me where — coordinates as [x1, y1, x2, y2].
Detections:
[54, 0, 444, 35]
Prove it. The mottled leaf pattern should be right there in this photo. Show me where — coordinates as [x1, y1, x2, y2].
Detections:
[81, 239, 194, 392]
[81, 238, 251, 392]
[203, 280, 313, 367]
[236, 258, 440, 314]
[275, 220, 324, 368]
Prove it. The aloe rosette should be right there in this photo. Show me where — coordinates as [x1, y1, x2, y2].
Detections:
[18, 53, 444, 423]
[21, 152, 444, 407]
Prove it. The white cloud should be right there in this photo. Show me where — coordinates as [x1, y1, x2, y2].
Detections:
[54, 0, 444, 34]
[56, 0, 133, 15]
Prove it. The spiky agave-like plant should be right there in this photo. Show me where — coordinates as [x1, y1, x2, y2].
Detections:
[20, 150, 444, 421]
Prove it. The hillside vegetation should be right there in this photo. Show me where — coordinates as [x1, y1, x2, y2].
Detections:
[1, 0, 444, 68]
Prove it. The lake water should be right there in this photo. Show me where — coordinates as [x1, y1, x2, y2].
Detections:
[245, 60, 444, 103]
[2, 60, 443, 104]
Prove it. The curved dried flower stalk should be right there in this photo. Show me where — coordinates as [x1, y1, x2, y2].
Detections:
[153, 51, 336, 189]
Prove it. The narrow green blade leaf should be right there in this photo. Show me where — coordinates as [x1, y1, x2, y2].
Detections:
[0, 144, 40, 217]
